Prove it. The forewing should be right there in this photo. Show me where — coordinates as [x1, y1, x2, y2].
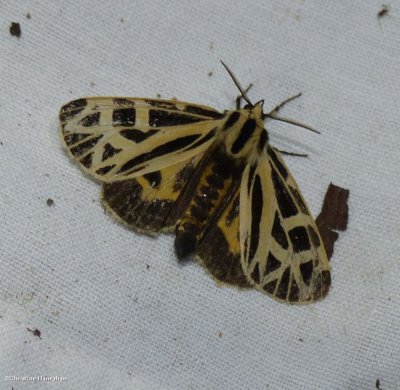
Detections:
[240, 146, 331, 303]
[60, 97, 223, 182]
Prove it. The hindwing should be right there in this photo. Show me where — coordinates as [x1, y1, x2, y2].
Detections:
[101, 154, 203, 234]
[196, 184, 251, 288]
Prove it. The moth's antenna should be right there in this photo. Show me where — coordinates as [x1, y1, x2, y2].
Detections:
[265, 114, 320, 134]
[220, 61, 253, 106]
[264, 93, 320, 134]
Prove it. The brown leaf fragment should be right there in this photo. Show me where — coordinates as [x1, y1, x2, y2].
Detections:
[317, 183, 349, 230]
[316, 183, 349, 260]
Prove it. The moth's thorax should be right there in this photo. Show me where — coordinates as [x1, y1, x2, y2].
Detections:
[220, 104, 267, 161]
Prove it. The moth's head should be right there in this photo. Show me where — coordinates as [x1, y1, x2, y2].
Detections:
[243, 99, 264, 110]
[244, 101, 265, 128]
[250, 101, 267, 129]
[221, 61, 319, 136]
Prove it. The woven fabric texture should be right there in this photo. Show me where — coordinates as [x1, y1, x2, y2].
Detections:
[1, 1, 399, 389]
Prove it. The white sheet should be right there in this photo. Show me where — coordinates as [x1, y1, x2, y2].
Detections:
[1, 1, 399, 389]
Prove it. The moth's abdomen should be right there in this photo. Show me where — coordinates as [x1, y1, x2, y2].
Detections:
[174, 146, 243, 259]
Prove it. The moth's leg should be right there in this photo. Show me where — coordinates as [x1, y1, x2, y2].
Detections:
[277, 149, 308, 158]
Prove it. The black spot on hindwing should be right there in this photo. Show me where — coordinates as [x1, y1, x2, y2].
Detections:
[275, 267, 290, 300]
[271, 212, 289, 249]
[288, 226, 311, 253]
[289, 279, 300, 301]
[264, 252, 281, 275]
[300, 260, 314, 285]
[263, 279, 277, 294]
[251, 264, 261, 284]
[271, 167, 298, 218]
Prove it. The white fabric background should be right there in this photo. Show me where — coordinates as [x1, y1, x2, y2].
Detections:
[1, 1, 399, 389]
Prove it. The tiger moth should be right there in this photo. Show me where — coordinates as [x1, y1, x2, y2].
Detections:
[59, 62, 331, 304]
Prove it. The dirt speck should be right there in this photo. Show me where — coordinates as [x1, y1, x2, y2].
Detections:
[27, 328, 42, 339]
[10, 22, 21, 37]
[377, 5, 389, 18]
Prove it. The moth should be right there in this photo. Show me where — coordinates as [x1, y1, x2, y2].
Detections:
[59, 63, 330, 304]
